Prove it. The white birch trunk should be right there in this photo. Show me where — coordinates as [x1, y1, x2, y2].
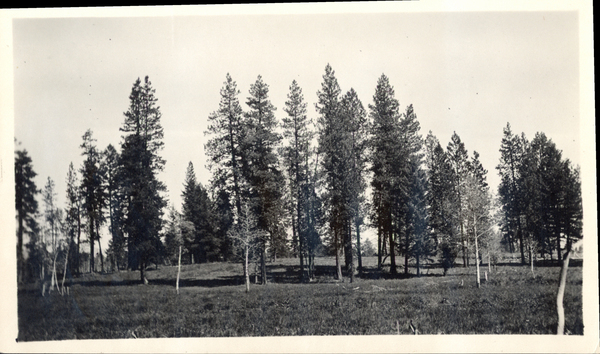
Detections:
[556, 239, 583, 335]
[245, 245, 250, 293]
[176, 245, 182, 295]
[474, 218, 480, 288]
[475, 235, 480, 288]
[530, 245, 534, 278]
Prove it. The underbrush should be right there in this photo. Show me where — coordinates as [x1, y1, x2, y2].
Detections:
[17, 258, 583, 340]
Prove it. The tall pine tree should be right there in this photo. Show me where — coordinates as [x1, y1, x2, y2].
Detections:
[281, 79, 314, 280]
[205, 73, 245, 220]
[242, 75, 286, 284]
[368, 74, 404, 274]
[119, 76, 167, 283]
[15, 147, 39, 283]
[80, 130, 104, 273]
[316, 64, 348, 280]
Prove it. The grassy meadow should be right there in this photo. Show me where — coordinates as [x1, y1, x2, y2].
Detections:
[17, 256, 583, 341]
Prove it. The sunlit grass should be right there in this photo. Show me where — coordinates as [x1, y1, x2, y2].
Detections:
[17, 257, 583, 340]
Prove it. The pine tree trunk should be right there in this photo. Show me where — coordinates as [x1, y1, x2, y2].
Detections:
[389, 229, 397, 275]
[336, 247, 343, 281]
[404, 231, 409, 275]
[76, 206, 81, 276]
[89, 220, 95, 273]
[261, 245, 267, 285]
[377, 224, 382, 270]
[356, 219, 362, 273]
[345, 221, 353, 282]
[17, 217, 24, 284]
[97, 224, 104, 273]
[140, 261, 145, 284]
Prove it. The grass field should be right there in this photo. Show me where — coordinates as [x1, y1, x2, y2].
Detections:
[17, 256, 583, 341]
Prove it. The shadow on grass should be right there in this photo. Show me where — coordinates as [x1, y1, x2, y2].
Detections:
[73, 275, 247, 288]
[494, 259, 583, 268]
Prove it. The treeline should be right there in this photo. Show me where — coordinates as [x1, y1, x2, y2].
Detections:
[15, 65, 583, 286]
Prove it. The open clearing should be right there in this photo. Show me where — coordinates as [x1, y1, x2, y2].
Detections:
[17, 257, 583, 340]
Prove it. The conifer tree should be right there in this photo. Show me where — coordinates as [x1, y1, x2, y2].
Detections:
[316, 64, 347, 280]
[242, 75, 286, 284]
[496, 123, 525, 261]
[397, 104, 427, 275]
[424, 133, 458, 275]
[339, 88, 368, 280]
[80, 130, 104, 273]
[281, 79, 314, 280]
[446, 132, 470, 267]
[15, 147, 39, 283]
[103, 144, 126, 271]
[119, 76, 167, 282]
[205, 73, 245, 220]
[368, 74, 403, 274]
[65, 162, 81, 276]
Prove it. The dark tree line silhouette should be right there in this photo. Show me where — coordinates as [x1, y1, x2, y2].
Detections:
[15, 66, 583, 285]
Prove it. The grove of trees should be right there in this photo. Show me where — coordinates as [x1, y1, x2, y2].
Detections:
[15, 67, 584, 287]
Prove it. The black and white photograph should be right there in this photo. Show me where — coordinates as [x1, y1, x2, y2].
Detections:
[0, 1, 597, 353]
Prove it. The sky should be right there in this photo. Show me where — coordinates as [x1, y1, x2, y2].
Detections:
[8, 6, 583, 246]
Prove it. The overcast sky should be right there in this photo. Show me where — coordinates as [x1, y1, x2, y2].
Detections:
[10, 6, 582, 243]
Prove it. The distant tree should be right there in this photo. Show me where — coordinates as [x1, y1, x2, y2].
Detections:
[79, 130, 105, 273]
[211, 184, 234, 261]
[339, 88, 369, 280]
[407, 156, 433, 276]
[205, 73, 245, 220]
[361, 238, 377, 257]
[103, 144, 126, 271]
[425, 133, 458, 274]
[316, 64, 347, 280]
[242, 75, 287, 284]
[496, 123, 525, 262]
[446, 132, 470, 267]
[368, 73, 404, 274]
[119, 76, 167, 283]
[64, 162, 81, 276]
[42, 177, 58, 254]
[516, 132, 582, 264]
[560, 163, 583, 252]
[15, 147, 39, 283]
[398, 104, 430, 275]
[164, 206, 193, 266]
[43, 177, 64, 289]
[181, 162, 201, 263]
[181, 162, 219, 263]
[163, 206, 181, 265]
[281, 79, 314, 280]
[424, 132, 456, 250]
[303, 162, 324, 280]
